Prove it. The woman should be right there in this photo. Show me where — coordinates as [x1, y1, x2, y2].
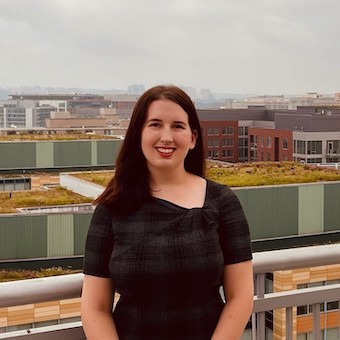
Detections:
[81, 85, 253, 340]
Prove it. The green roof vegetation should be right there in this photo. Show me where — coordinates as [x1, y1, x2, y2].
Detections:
[0, 186, 92, 214]
[72, 171, 115, 187]
[0, 267, 81, 282]
[75, 162, 340, 188]
[207, 162, 340, 187]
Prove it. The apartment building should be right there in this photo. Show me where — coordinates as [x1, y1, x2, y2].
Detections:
[197, 107, 272, 162]
[197, 106, 340, 164]
[249, 128, 293, 162]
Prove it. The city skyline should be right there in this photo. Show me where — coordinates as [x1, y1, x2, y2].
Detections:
[1, 0, 340, 95]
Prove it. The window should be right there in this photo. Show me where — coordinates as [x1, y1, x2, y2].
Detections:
[297, 280, 340, 316]
[267, 153, 271, 161]
[282, 138, 288, 149]
[226, 149, 234, 158]
[226, 138, 234, 147]
[207, 127, 214, 135]
[227, 126, 234, 135]
[207, 139, 214, 147]
[307, 158, 322, 164]
[250, 150, 257, 161]
[212, 150, 219, 158]
[238, 126, 245, 135]
[267, 137, 271, 148]
[294, 140, 306, 154]
[261, 137, 264, 147]
[307, 141, 322, 154]
[221, 127, 226, 135]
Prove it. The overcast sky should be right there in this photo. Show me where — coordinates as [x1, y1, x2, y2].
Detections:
[1, 0, 339, 95]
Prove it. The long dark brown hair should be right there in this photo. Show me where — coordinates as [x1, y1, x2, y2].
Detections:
[95, 85, 205, 214]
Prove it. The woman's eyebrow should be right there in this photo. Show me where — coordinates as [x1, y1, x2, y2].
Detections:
[145, 118, 162, 123]
[173, 120, 188, 126]
[145, 119, 187, 125]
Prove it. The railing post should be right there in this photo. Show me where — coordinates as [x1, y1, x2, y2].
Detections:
[256, 273, 266, 340]
[313, 303, 321, 340]
[251, 313, 257, 340]
[337, 300, 340, 340]
[286, 307, 293, 340]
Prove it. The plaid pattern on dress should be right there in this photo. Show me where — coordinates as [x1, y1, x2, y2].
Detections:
[84, 180, 252, 340]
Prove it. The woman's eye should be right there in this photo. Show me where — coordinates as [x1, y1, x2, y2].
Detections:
[173, 124, 184, 129]
[149, 123, 160, 127]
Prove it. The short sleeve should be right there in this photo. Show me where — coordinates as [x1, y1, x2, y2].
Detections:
[83, 204, 114, 278]
[217, 185, 252, 265]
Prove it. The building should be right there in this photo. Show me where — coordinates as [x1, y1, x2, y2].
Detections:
[249, 128, 293, 162]
[197, 105, 340, 163]
[197, 107, 273, 162]
[275, 107, 340, 164]
[45, 111, 107, 130]
[0, 100, 36, 128]
[232, 92, 336, 110]
[3, 94, 139, 128]
[200, 120, 239, 161]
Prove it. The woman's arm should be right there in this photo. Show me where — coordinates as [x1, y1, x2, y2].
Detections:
[211, 260, 254, 340]
[81, 274, 119, 340]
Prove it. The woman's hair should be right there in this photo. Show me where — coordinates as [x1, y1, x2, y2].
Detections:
[95, 85, 205, 214]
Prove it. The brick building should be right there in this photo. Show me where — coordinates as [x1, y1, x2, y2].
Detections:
[200, 120, 239, 162]
[249, 128, 293, 162]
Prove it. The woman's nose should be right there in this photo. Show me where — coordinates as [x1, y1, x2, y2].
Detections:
[160, 128, 173, 143]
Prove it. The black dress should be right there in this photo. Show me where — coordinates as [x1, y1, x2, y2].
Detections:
[83, 180, 252, 340]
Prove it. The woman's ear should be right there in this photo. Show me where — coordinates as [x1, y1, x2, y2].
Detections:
[190, 130, 198, 149]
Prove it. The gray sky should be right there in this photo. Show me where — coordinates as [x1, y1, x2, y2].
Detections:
[1, 0, 339, 95]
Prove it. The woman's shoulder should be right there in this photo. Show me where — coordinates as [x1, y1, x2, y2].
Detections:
[91, 202, 114, 220]
[205, 179, 238, 205]
[206, 179, 233, 195]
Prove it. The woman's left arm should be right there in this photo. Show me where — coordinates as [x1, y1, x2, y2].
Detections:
[211, 260, 254, 340]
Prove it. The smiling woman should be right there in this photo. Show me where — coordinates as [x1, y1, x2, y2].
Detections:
[141, 99, 197, 177]
[81, 85, 253, 340]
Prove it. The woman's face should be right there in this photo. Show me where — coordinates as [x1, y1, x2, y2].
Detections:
[141, 99, 197, 173]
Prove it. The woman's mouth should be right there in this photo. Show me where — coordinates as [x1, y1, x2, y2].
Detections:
[156, 147, 175, 156]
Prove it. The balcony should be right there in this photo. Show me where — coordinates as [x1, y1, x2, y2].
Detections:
[0, 243, 340, 339]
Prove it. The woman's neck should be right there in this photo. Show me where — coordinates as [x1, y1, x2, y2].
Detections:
[149, 167, 190, 189]
[149, 169, 206, 208]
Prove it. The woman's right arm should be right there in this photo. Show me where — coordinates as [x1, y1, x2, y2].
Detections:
[81, 274, 119, 340]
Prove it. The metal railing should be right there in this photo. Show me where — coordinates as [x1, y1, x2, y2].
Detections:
[0, 243, 340, 339]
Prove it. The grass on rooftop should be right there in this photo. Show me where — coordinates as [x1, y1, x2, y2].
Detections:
[207, 162, 340, 187]
[0, 267, 81, 282]
[0, 186, 92, 214]
[74, 162, 340, 187]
